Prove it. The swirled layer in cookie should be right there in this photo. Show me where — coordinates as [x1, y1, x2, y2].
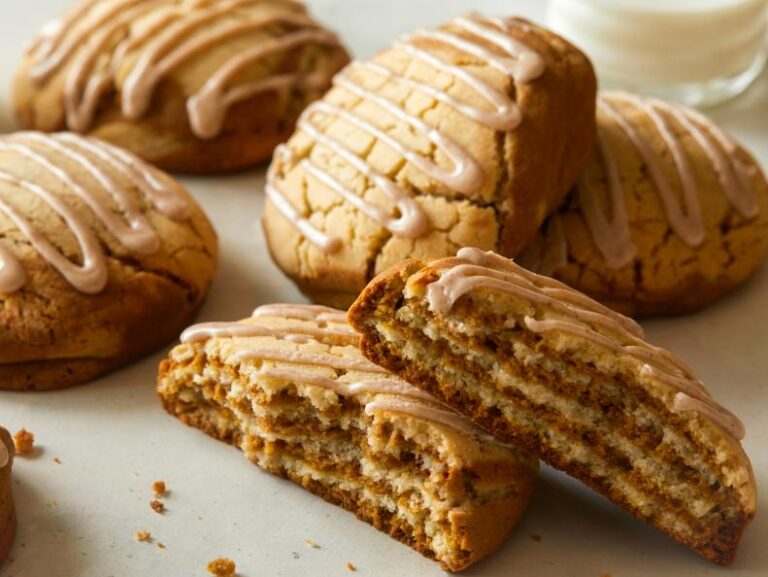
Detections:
[158, 303, 538, 571]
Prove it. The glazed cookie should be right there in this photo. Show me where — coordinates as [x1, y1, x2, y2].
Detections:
[158, 304, 538, 571]
[263, 14, 597, 308]
[349, 248, 756, 564]
[13, 0, 350, 173]
[0, 131, 217, 391]
[519, 92, 768, 317]
[0, 429, 16, 565]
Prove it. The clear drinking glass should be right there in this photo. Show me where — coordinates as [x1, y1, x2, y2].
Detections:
[547, 0, 768, 107]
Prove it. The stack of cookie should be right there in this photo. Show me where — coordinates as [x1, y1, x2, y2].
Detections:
[0, 0, 763, 572]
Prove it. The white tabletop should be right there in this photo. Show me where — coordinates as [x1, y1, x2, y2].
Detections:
[0, 1, 766, 576]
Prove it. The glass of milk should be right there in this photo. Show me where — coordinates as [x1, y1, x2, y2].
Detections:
[547, 0, 768, 107]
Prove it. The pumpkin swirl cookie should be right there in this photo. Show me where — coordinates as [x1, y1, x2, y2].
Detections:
[157, 304, 538, 571]
[0, 132, 217, 391]
[13, 0, 350, 173]
[348, 248, 756, 564]
[519, 91, 768, 317]
[263, 13, 597, 308]
[0, 428, 16, 565]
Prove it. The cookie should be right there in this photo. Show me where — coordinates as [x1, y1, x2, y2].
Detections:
[262, 14, 597, 309]
[0, 429, 15, 565]
[158, 303, 538, 571]
[518, 92, 768, 317]
[0, 131, 217, 391]
[13, 0, 350, 173]
[348, 248, 756, 564]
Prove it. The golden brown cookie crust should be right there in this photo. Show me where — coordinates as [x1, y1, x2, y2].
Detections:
[13, 0, 350, 173]
[157, 305, 538, 571]
[0, 132, 218, 391]
[263, 15, 596, 308]
[348, 252, 756, 565]
[0, 428, 16, 565]
[519, 92, 768, 317]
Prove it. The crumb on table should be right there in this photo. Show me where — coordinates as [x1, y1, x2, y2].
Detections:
[13, 429, 35, 455]
[304, 539, 320, 549]
[207, 557, 236, 576]
[53, 457, 62, 464]
[347, 561, 357, 572]
[152, 480, 167, 497]
[157, 542, 166, 550]
[150, 500, 166, 514]
[530, 533, 542, 542]
[135, 531, 152, 543]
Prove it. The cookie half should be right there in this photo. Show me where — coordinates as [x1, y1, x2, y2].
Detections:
[519, 91, 768, 317]
[263, 13, 596, 308]
[0, 428, 16, 565]
[14, 0, 350, 173]
[158, 303, 538, 571]
[0, 131, 217, 390]
[348, 248, 756, 564]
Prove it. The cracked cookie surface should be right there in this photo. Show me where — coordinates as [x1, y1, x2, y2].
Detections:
[13, 0, 350, 173]
[519, 92, 768, 317]
[0, 132, 217, 391]
[262, 14, 596, 309]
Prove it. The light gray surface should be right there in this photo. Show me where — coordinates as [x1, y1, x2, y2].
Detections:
[0, 1, 766, 576]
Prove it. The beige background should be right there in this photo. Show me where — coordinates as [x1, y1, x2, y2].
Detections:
[0, 1, 767, 576]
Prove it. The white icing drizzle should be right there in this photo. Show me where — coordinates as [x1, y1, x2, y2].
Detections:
[266, 14, 545, 252]
[330, 75, 484, 195]
[252, 303, 349, 324]
[181, 303, 507, 443]
[424, 247, 746, 440]
[26, 0, 343, 139]
[0, 172, 107, 294]
[576, 92, 760, 269]
[0, 132, 189, 294]
[181, 321, 358, 346]
[235, 347, 388, 374]
[578, 121, 637, 269]
[187, 28, 340, 139]
[182, 303, 357, 344]
[264, 151, 343, 253]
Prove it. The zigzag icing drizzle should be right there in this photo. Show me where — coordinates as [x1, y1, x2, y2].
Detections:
[536, 93, 760, 272]
[25, 0, 342, 139]
[0, 132, 189, 294]
[266, 14, 545, 252]
[181, 303, 507, 443]
[426, 247, 746, 440]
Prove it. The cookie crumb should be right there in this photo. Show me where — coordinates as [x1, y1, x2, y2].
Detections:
[135, 531, 152, 543]
[347, 561, 357, 572]
[207, 557, 236, 576]
[152, 480, 167, 497]
[150, 500, 166, 514]
[13, 429, 35, 455]
[530, 533, 542, 542]
[157, 542, 166, 550]
[53, 457, 62, 464]
[304, 539, 320, 549]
